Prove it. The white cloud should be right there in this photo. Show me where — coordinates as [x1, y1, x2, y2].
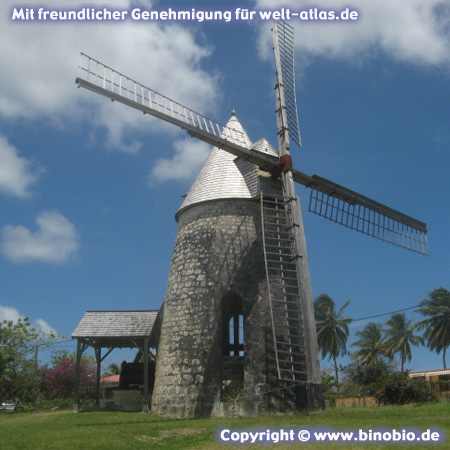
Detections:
[0, 136, 39, 198]
[1, 211, 79, 264]
[34, 318, 57, 337]
[257, 0, 450, 66]
[0, 306, 58, 336]
[150, 138, 210, 182]
[0, 305, 22, 323]
[0, 0, 218, 153]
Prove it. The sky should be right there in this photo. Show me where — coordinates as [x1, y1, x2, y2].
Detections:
[0, 0, 449, 372]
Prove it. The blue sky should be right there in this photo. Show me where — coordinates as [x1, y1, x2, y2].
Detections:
[0, 0, 449, 372]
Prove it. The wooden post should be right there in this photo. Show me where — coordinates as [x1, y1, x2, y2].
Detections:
[143, 337, 149, 413]
[95, 346, 101, 408]
[74, 339, 82, 412]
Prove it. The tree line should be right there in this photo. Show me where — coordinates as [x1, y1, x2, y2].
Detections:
[314, 287, 450, 389]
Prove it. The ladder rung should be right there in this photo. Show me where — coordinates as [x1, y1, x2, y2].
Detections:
[276, 331, 304, 340]
[275, 341, 303, 349]
[263, 221, 289, 228]
[265, 246, 292, 253]
[277, 316, 302, 324]
[270, 288, 300, 295]
[278, 379, 307, 384]
[268, 267, 298, 273]
[271, 290, 300, 297]
[275, 349, 305, 357]
[263, 205, 286, 212]
[263, 225, 290, 232]
[271, 291, 301, 298]
[270, 276, 299, 283]
[268, 275, 298, 281]
[265, 239, 292, 245]
[262, 197, 286, 204]
[279, 367, 306, 374]
[270, 278, 299, 285]
[265, 240, 292, 246]
[279, 369, 307, 375]
[266, 261, 297, 267]
[271, 286, 300, 293]
[270, 308, 301, 317]
[264, 228, 291, 234]
[264, 227, 290, 232]
[277, 360, 306, 367]
[263, 215, 286, 221]
[264, 237, 294, 243]
[267, 357, 305, 365]
[265, 252, 296, 259]
[271, 298, 301, 305]
[265, 236, 292, 243]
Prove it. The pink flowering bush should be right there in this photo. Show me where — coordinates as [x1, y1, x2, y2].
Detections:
[41, 351, 95, 399]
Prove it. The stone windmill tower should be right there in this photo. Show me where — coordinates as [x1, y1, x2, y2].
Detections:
[76, 22, 428, 418]
[151, 113, 320, 417]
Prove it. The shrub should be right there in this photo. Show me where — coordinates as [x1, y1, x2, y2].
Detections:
[40, 351, 95, 399]
[376, 372, 433, 405]
[342, 358, 394, 396]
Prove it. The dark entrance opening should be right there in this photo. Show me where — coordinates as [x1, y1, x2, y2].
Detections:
[223, 293, 245, 357]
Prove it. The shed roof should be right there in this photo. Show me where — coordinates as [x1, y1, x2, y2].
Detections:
[72, 310, 159, 339]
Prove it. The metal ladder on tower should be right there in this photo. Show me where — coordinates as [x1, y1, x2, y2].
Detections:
[260, 188, 308, 385]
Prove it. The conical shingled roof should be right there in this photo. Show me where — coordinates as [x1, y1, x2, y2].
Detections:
[178, 113, 262, 214]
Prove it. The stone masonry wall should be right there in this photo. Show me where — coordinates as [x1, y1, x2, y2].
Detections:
[151, 199, 273, 418]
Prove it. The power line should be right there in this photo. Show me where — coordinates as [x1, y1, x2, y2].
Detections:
[351, 304, 421, 323]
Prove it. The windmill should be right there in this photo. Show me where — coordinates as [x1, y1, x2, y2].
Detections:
[75, 22, 428, 417]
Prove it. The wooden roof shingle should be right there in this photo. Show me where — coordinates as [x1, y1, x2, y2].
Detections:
[72, 310, 159, 338]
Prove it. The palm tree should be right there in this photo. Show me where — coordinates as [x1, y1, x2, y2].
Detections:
[314, 294, 352, 387]
[384, 313, 423, 372]
[353, 322, 387, 366]
[419, 288, 450, 369]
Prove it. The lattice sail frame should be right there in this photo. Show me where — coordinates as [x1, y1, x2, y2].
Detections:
[77, 53, 248, 148]
[307, 177, 428, 255]
[274, 21, 301, 148]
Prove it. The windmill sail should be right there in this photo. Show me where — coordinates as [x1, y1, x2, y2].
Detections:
[305, 175, 428, 255]
[75, 52, 428, 255]
[273, 21, 301, 148]
[271, 21, 321, 387]
[75, 53, 279, 169]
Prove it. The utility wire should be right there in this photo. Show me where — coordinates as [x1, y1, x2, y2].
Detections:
[351, 304, 421, 323]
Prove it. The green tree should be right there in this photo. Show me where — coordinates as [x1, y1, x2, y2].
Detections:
[419, 288, 450, 369]
[384, 313, 423, 372]
[353, 322, 387, 366]
[0, 318, 40, 402]
[314, 294, 352, 387]
[105, 363, 120, 376]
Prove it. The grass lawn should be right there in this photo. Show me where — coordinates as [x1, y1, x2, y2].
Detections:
[0, 402, 448, 450]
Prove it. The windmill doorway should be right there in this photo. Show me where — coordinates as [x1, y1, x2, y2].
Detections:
[222, 293, 245, 411]
[223, 293, 245, 358]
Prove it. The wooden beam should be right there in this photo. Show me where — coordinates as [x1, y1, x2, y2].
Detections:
[100, 347, 114, 362]
[73, 339, 82, 412]
[142, 337, 150, 413]
[95, 346, 101, 408]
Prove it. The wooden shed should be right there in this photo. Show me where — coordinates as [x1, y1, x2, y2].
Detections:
[72, 309, 160, 411]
